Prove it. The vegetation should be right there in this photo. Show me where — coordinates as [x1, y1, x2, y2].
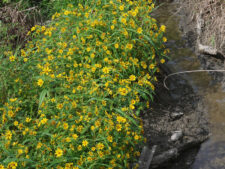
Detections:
[0, 0, 168, 168]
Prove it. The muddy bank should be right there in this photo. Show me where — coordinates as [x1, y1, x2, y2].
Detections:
[141, 67, 209, 169]
[138, 1, 225, 169]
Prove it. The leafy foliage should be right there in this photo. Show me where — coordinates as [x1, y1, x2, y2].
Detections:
[0, 0, 168, 168]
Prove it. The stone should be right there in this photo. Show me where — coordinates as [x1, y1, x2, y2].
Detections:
[171, 130, 183, 141]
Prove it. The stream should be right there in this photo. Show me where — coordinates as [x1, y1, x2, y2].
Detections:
[154, 1, 225, 169]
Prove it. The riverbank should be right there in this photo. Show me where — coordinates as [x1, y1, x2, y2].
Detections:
[140, 1, 225, 168]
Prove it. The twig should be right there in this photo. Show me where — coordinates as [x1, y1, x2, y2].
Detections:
[18, 6, 38, 13]
[163, 69, 225, 90]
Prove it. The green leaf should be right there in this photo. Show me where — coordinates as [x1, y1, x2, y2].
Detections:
[3, 157, 17, 163]
[81, 117, 98, 135]
[115, 108, 138, 127]
[38, 89, 49, 109]
[47, 158, 65, 168]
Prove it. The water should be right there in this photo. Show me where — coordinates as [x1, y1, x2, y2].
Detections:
[154, 2, 225, 169]
[192, 85, 225, 169]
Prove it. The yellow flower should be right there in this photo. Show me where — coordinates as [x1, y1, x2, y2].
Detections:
[24, 58, 28, 62]
[102, 67, 110, 74]
[14, 121, 18, 126]
[91, 147, 96, 151]
[90, 53, 95, 58]
[160, 59, 165, 64]
[0, 164, 5, 169]
[73, 35, 77, 39]
[7, 162, 17, 169]
[91, 125, 95, 131]
[111, 25, 115, 30]
[129, 75, 136, 81]
[116, 124, 122, 131]
[55, 148, 63, 157]
[149, 64, 155, 69]
[63, 122, 69, 130]
[114, 43, 119, 49]
[121, 18, 127, 24]
[86, 47, 91, 52]
[96, 143, 105, 150]
[61, 27, 66, 33]
[64, 10, 70, 15]
[37, 142, 42, 149]
[82, 140, 88, 147]
[77, 145, 82, 151]
[130, 104, 135, 110]
[40, 118, 48, 125]
[102, 100, 107, 106]
[117, 116, 126, 123]
[37, 79, 44, 87]
[10, 98, 17, 102]
[132, 11, 137, 16]
[107, 135, 113, 142]
[98, 151, 104, 158]
[134, 135, 139, 140]
[118, 87, 128, 96]
[131, 99, 136, 104]
[9, 55, 15, 62]
[141, 61, 147, 69]
[163, 37, 167, 42]
[5, 130, 12, 140]
[72, 134, 78, 140]
[65, 137, 71, 142]
[126, 43, 133, 50]
[8, 110, 14, 118]
[41, 26, 46, 31]
[160, 25, 166, 32]
[72, 101, 77, 108]
[26, 117, 31, 123]
[31, 26, 36, 31]
[18, 149, 23, 155]
[57, 103, 63, 110]
[137, 27, 143, 34]
[119, 5, 124, 11]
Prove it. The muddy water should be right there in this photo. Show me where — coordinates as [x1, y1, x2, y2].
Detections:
[154, 2, 225, 169]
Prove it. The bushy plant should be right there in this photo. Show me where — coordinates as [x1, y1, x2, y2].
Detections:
[0, 0, 168, 168]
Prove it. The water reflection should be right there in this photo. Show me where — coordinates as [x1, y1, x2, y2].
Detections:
[191, 140, 225, 169]
[202, 85, 225, 141]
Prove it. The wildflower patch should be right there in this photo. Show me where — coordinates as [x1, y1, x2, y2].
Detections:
[0, 0, 168, 168]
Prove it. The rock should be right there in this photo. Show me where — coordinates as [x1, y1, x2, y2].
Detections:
[170, 112, 184, 120]
[137, 146, 157, 169]
[151, 148, 179, 168]
[171, 130, 183, 141]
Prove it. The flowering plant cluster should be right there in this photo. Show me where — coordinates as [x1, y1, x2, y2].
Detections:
[0, 0, 168, 168]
